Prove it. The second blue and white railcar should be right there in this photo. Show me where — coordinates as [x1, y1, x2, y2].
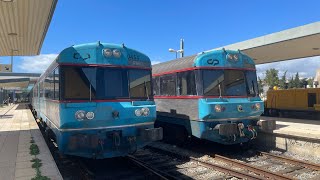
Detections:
[152, 49, 275, 145]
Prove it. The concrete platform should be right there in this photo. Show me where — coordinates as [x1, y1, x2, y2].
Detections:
[0, 104, 62, 180]
[256, 116, 320, 157]
[261, 116, 320, 140]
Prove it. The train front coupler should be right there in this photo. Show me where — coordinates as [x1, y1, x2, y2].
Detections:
[256, 119, 276, 132]
[138, 127, 163, 142]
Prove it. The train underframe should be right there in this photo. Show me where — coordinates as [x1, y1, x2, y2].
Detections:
[156, 116, 275, 145]
[55, 125, 163, 159]
[32, 108, 162, 159]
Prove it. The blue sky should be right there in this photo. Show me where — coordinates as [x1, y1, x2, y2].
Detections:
[2, 0, 320, 78]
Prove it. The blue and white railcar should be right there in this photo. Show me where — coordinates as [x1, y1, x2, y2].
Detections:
[152, 49, 274, 145]
[31, 42, 162, 158]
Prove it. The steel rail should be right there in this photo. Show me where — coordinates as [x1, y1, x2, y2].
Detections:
[259, 151, 320, 171]
[188, 156, 264, 180]
[213, 154, 292, 180]
[127, 155, 174, 180]
[146, 145, 265, 180]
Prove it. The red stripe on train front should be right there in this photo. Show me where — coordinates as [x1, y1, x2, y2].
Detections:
[46, 99, 153, 103]
[154, 95, 249, 99]
[59, 63, 151, 70]
[152, 67, 256, 77]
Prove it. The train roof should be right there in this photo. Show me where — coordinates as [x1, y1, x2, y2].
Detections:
[152, 49, 255, 75]
[37, 42, 151, 83]
[152, 55, 197, 75]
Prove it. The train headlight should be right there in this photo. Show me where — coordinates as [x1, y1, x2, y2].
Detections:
[233, 54, 239, 61]
[141, 107, 150, 116]
[255, 103, 261, 110]
[103, 48, 112, 57]
[215, 105, 222, 112]
[113, 49, 121, 58]
[227, 54, 233, 60]
[86, 112, 95, 120]
[135, 109, 142, 116]
[75, 110, 86, 120]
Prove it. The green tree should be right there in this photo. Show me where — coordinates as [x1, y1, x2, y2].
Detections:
[308, 77, 314, 87]
[300, 78, 308, 88]
[288, 76, 294, 89]
[279, 71, 287, 89]
[258, 77, 264, 94]
[265, 68, 279, 89]
[293, 72, 301, 88]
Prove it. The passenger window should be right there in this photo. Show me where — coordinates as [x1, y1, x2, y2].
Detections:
[177, 71, 196, 96]
[54, 67, 60, 100]
[152, 77, 160, 95]
[160, 74, 176, 96]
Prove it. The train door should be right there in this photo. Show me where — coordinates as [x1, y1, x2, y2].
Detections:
[308, 93, 316, 108]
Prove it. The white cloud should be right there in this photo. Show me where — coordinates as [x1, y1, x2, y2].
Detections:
[18, 54, 58, 73]
[151, 61, 161, 65]
[256, 56, 320, 79]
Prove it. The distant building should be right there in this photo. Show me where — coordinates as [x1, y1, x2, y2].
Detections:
[316, 69, 320, 83]
[314, 69, 320, 88]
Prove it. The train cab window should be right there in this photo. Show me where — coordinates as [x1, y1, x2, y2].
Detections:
[160, 74, 176, 96]
[202, 70, 224, 96]
[54, 68, 60, 100]
[202, 70, 247, 96]
[98, 69, 128, 99]
[61, 66, 129, 100]
[177, 71, 196, 96]
[152, 77, 160, 95]
[245, 71, 259, 97]
[224, 70, 246, 96]
[62, 67, 95, 100]
[129, 69, 152, 99]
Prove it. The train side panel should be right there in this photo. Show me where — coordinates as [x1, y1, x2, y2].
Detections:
[266, 89, 320, 112]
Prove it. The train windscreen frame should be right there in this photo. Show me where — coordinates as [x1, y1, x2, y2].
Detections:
[201, 69, 258, 97]
[61, 66, 152, 100]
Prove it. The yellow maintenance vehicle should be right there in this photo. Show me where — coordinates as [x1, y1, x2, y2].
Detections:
[264, 88, 320, 118]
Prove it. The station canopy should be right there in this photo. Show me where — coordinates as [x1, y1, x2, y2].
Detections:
[0, 73, 40, 90]
[0, 0, 57, 56]
[0, 0, 57, 89]
[209, 21, 320, 64]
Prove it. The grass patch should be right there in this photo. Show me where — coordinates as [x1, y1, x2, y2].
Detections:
[31, 158, 42, 168]
[30, 144, 40, 155]
[30, 137, 50, 180]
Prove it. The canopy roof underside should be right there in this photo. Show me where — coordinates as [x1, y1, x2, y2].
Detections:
[0, 0, 57, 56]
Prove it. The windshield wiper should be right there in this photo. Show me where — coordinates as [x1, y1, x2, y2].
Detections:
[144, 81, 150, 100]
[252, 80, 257, 96]
[89, 84, 92, 101]
[218, 80, 222, 98]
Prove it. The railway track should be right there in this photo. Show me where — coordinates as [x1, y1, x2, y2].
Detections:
[140, 142, 320, 180]
[132, 147, 265, 179]
[258, 151, 320, 171]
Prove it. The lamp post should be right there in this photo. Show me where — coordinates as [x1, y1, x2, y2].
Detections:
[168, 39, 184, 59]
[11, 49, 18, 72]
[168, 48, 184, 59]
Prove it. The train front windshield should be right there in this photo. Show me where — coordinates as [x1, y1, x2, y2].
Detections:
[202, 70, 259, 97]
[61, 66, 152, 100]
